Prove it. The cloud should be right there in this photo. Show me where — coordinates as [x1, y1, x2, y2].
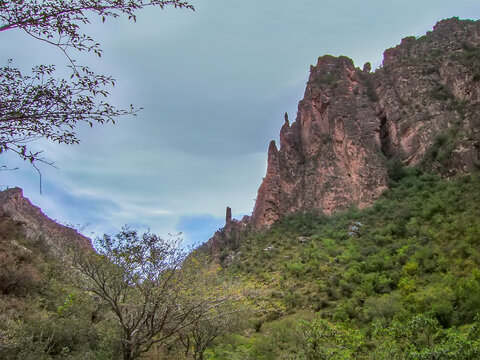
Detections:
[2, 0, 480, 250]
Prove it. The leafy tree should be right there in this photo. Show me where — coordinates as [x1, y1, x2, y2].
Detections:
[296, 317, 367, 360]
[72, 228, 230, 360]
[174, 256, 252, 360]
[0, 0, 193, 167]
[372, 315, 480, 359]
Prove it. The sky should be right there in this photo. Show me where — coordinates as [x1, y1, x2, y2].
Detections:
[1, 0, 480, 247]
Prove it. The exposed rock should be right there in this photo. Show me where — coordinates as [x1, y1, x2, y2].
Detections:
[226, 206, 232, 224]
[204, 17, 480, 255]
[348, 222, 363, 237]
[0, 187, 92, 253]
[373, 17, 480, 173]
[251, 55, 389, 228]
[263, 245, 276, 252]
[251, 17, 480, 229]
[200, 207, 249, 259]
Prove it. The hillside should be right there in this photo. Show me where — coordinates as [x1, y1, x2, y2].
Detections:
[206, 18, 480, 258]
[250, 17, 480, 228]
[207, 170, 480, 359]
[0, 188, 92, 252]
[2, 16, 480, 360]
[201, 17, 480, 359]
[0, 189, 118, 359]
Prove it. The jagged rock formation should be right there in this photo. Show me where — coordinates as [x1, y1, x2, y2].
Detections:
[251, 55, 389, 228]
[226, 206, 232, 223]
[204, 17, 480, 255]
[0, 187, 92, 251]
[251, 17, 480, 228]
[201, 206, 249, 259]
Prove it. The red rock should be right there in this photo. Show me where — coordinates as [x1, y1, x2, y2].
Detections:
[250, 18, 480, 229]
[0, 187, 92, 252]
[205, 18, 480, 253]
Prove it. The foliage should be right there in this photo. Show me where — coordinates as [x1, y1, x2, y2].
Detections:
[0, 0, 193, 166]
[73, 228, 191, 360]
[456, 42, 480, 81]
[211, 169, 480, 358]
[73, 228, 250, 360]
[0, 61, 127, 165]
[296, 317, 367, 360]
[204, 312, 306, 360]
[0, 216, 120, 359]
[159, 255, 254, 360]
[310, 73, 339, 90]
[2, 168, 480, 359]
[421, 122, 463, 169]
[0, 221, 254, 360]
[429, 83, 452, 101]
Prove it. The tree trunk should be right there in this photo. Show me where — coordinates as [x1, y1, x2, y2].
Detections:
[123, 339, 133, 360]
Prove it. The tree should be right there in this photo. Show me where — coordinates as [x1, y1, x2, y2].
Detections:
[72, 228, 231, 360]
[0, 0, 193, 167]
[177, 302, 246, 360]
[173, 256, 252, 360]
[296, 317, 367, 360]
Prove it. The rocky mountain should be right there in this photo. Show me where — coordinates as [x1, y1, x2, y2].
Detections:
[206, 17, 480, 252]
[0, 187, 92, 251]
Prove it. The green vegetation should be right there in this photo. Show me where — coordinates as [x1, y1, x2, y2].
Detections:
[1, 0, 193, 168]
[0, 214, 120, 359]
[456, 42, 480, 80]
[421, 126, 459, 167]
[206, 169, 480, 358]
[309, 73, 339, 90]
[2, 170, 480, 359]
[430, 83, 453, 101]
[0, 224, 252, 360]
[365, 78, 379, 102]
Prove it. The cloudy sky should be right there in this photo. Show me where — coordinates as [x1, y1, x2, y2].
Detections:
[1, 0, 480, 247]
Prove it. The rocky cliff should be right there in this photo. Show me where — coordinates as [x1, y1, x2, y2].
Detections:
[250, 17, 480, 228]
[205, 18, 480, 255]
[0, 187, 92, 251]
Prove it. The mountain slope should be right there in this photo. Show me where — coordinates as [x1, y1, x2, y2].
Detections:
[207, 170, 480, 359]
[251, 17, 480, 228]
[0, 187, 92, 252]
[204, 17, 480, 259]
[202, 17, 480, 359]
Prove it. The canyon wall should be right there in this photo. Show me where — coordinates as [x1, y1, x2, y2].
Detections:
[251, 17, 480, 228]
[206, 18, 480, 254]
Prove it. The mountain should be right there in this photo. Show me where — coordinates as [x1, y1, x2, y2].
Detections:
[0, 187, 92, 252]
[202, 20, 480, 359]
[206, 170, 480, 359]
[252, 17, 480, 228]
[2, 16, 480, 360]
[205, 17, 480, 255]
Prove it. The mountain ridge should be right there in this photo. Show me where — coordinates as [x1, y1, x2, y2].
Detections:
[0, 187, 92, 251]
[205, 17, 480, 256]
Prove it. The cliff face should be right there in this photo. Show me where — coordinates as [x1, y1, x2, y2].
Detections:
[374, 18, 480, 172]
[0, 187, 92, 251]
[204, 18, 480, 256]
[203, 212, 249, 260]
[251, 55, 389, 228]
[251, 17, 480, 228]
